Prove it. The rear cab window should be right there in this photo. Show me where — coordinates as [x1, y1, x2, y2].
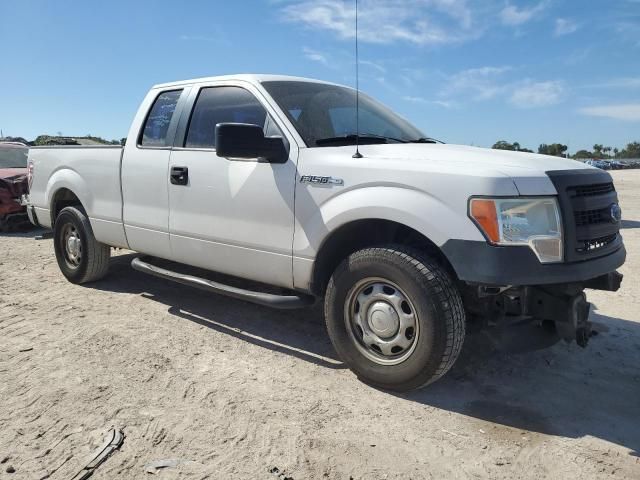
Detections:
[140, 90, 183, 147]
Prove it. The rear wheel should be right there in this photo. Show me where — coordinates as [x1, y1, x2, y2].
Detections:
[54, 206, 110, 284]
[324, 246, 465, 391]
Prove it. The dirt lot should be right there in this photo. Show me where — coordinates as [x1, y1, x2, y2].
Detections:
[1, 170, 639, 479]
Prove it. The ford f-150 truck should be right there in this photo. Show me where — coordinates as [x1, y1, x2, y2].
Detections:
[25, 75, 625, 391]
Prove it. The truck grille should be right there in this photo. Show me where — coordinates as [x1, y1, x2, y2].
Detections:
[547, 170, 622, 262]
[569, 183, 615, 198]
[574, 207, 612, 226]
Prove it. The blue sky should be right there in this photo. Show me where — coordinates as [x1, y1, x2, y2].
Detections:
[1, 0, 639, 152]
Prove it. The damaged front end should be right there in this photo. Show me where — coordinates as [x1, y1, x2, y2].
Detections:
[0, 172, 29, 231]
[463, 271, 623, 351]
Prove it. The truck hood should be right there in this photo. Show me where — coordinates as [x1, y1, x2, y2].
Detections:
[352, 143, 594, 195]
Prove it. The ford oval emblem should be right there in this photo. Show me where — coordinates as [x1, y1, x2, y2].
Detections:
[610, 203, 622, 223]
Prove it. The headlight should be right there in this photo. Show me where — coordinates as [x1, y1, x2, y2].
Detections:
[469, 197, 563, 263]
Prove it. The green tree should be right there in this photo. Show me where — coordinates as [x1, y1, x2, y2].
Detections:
[620, 142, 640, 159]
[593, 144, 604, 158]
[0, 136, 30, 145]
[539, 143, 568, 157]
[492, 140, 533, 153]
[613, 148, 619, 159]
[573, 150, 593, 159]
[492, 140, 516, 150]
[33, 135, 78, 146]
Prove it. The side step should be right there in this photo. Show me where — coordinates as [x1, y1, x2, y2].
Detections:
[131, 256, 315, 310]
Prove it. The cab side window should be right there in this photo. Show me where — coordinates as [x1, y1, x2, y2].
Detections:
[140, 90, 182, 147]
[185, 87, 267, 149]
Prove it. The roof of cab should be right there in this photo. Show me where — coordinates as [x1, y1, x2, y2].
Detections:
[151, 74, 346, 90]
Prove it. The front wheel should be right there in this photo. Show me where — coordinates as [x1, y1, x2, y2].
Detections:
[324, 246, 466, 391]
[54, 206, 110, 284]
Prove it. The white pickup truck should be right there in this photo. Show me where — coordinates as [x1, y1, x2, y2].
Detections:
[25, 75, 625, 390]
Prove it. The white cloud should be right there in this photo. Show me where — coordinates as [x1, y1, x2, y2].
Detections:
[510, 81, 564, 108]
[402, 96, 452, 108]
[580, 104, 640, 121]
[564, 47, 591, 66]
[442, 66, 512, 101]
[280, 0, 476, 46]
[302, 47, 329, 65]
[500, 1, 548, 26]
[403, 95, 430, 103]
[609, 78, 640, 88]
[399, 68, 428, 87]
[554, 18, 579, 36]
[589, 77, 640, 89]
[439, 66, 564, 109]
[359, 59, 387, 73]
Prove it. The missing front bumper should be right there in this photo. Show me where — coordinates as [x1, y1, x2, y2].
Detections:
[465, 272, 623, 350]
[527, 288, 592, 347]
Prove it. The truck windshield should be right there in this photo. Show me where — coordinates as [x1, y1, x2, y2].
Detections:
[261, 81, 429, 147]
[0, 145, 28, 168]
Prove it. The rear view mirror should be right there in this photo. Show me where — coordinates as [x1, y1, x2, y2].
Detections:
[215, 123, 288, 163]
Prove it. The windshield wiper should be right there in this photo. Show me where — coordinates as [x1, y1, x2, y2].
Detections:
[408, 137, 440, 144]
[315, 134, 407, 146]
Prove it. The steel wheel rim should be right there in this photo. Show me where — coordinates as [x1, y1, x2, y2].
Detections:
[61, 223, 82, 268]
[344, 277, 420, 365]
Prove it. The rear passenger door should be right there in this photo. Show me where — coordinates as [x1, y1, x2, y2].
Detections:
[167, 83, 298, 288]
[122, 88, 189, 258]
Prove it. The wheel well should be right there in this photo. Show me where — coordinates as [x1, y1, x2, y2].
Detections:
[310, 219, 456, 296]
[51, 188, 82, 224]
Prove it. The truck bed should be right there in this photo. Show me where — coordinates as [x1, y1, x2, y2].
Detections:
[28, 145, 127, 248]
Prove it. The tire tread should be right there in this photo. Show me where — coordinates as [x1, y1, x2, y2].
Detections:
[55, 206, 110, 284]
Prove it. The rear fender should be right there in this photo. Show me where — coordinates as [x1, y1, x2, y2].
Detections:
[45, 168, 92, 221]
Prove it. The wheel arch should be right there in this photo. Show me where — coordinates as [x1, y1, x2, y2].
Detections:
[46, 169, 92, 225]
[50, 187, 84, 225]
[309, 218, 458, 296]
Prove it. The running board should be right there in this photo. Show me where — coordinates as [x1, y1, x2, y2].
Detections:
[131, 256, 315, 310]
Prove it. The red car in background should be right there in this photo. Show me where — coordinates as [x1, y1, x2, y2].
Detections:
[0, 142, 30, 231]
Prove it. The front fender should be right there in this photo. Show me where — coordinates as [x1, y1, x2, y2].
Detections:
[293, 185, 485, 258]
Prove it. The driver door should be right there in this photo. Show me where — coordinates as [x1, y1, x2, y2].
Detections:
[167, 83, 298, 288]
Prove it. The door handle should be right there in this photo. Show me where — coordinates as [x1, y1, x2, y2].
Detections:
[170, 166, 189, 185]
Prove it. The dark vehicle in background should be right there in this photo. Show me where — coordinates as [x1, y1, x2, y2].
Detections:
[584, 159, 635, 170]
[610, 160, 625, 170]
[0, 142, 30, 231]
[585, 159, 611, 169]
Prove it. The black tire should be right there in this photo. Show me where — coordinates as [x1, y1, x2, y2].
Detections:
[54, 206, 110, 284]
[324, 246, 465, 391]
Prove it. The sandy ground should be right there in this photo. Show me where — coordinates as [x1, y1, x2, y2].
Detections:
[1, 170, 639, 480]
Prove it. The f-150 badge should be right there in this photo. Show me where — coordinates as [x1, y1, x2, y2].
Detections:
[300, 175, 344, 186]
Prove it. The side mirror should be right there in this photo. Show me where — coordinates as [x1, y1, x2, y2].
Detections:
[215, 123, 288, 163]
